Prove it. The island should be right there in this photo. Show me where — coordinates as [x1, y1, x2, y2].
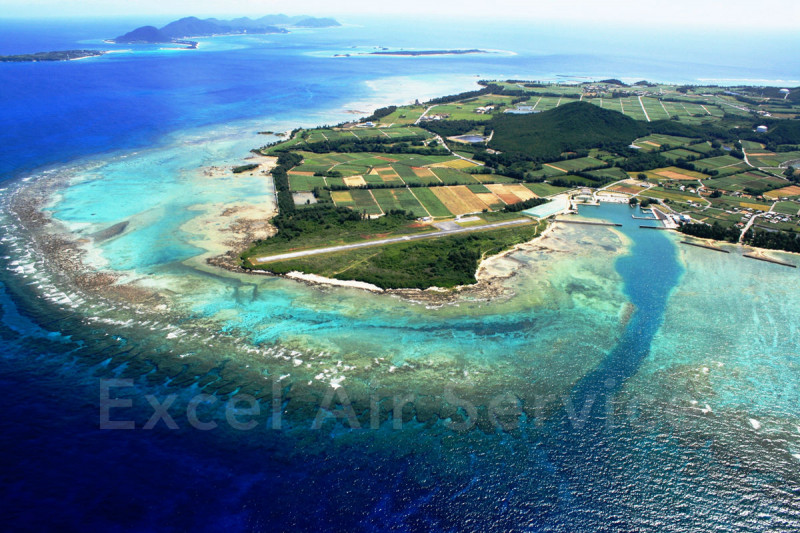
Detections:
[334, 49, 492, 58]
[368, 49, 488, 56]
[0, 50, 105, 62]
[233, 80, 800, 290]
[110, 15, 340, 45]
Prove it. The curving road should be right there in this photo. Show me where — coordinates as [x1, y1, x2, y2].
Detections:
[252, 218, 536, 264]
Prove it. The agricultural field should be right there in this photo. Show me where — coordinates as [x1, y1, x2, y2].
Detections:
[296, 125, 431, 145]
[376, 106, 426, 125]
[640, 186, 703, 204]
[496, 83, 582, 96]
[684, 142, 717, 155]
[529, 96, 573, 113]
[709, 194, 773, 212]
[472, 174, 520, 184]
[328, 181, 545, 219]
[524, 183, 572, 196]
[411, 188, 453, 217]
[680, 207, 745, 228]
[430, 167, 482, 184]
[587, 167, 630, 182]
[541, 156, 605, 173]
[371, 188, 428, 218]
[662, 148, 703, 162]
[765, 185, 800, 199]
[431, 186, 491, 215]
[692, 155, 747, 174]
[585, 96, 727, 124]
[639, 98, 671, 121]
[704, 171, 786, 194]
[746, 150, 800, 168]
[530, 165, 568, 179]
[740, 140, 765, 151]
[348, 189, 383, 215]
[633, 134, 696, 151]
[633, 166, 709, 182]
[330, 190, 355, 207]
[288, 173, 325, 191]
[772, 201, 800, 215]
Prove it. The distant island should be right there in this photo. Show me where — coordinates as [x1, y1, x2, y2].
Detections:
[0, 50, 106, 62]
[334, 49, 490, 58]
[370, 49, 487, 56]
[110, 15, 340, 45]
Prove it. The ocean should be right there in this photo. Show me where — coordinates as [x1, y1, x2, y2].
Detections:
[1, 16, 799, 531]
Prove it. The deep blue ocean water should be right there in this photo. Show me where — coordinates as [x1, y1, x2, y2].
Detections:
[2, 16, 799, 178]
[2, 17, 800, 531]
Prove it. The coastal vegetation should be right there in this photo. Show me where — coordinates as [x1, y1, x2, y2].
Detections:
[0, 50, 105, 62]
[248, 221, 544, 289]
[232, 163, 259, 174]
[243, 206, 430, 257]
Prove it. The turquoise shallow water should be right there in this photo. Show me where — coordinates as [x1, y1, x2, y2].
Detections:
[4, 171, 800, 528]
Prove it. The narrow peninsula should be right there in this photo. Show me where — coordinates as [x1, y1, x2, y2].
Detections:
[0, 50, 105, 62]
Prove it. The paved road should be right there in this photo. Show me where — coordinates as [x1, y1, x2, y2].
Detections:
[252, 218, 535, 264]
[739, 200, 777, 243]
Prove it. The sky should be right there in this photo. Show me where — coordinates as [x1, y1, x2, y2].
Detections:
[1, 0, 799, 30]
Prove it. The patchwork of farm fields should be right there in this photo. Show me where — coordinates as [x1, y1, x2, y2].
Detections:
[282, 150, 570, 218]
[704, 171, 786, 193]
[633, 166, 708, 182]
[580, 96, 727, 123]
[326, 181, 551, 218]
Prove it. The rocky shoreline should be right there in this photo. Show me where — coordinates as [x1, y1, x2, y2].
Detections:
[8, 172, 168, 307]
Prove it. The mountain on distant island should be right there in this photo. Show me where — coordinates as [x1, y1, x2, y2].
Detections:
[111, 15, 340, 44]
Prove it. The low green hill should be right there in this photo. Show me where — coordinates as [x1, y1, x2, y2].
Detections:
[488, 101, 647, 160]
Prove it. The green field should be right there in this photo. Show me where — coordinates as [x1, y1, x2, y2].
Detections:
[693, 155, 745, 172]
[431, 167, 481, 184]
[371, 188, 428, 217]
[704, 171, 786, 193]
[640, 186, 703, 204]
[634, 134, 696, 150]
[662, 148, 703, 161]
[684, 142, 716, 155]
[747, 150, 800, 168]
[289, 174, 325, 191]
[523, 183, 572, 196]
[587, 167, 630, 181]
[411, 188, 453, 217]
[709, 194, 773, 212]
[639, 98, 671, 121]
[635, 166, 708, 182]
[472, 174, 520, 184]
[376, 106, 426, 125]
[740, 140, 765, 151]
[350, 189, 383, 215]
[543, 156, 605, 172]
[773, 201, 800, 215]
